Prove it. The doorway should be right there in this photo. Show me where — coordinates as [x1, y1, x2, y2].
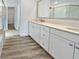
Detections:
[8, 7, 15, 30]
[6, 7, 19, 38]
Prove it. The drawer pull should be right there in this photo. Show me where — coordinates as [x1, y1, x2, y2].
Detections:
[76, 46, 79, 50]
[69, 44, 73, 47]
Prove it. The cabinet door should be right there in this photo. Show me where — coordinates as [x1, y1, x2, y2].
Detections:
[43, 31, 50, 51]
[32, 24, 37, 40]
[49, 33, 55, 57]
[29, 22, 33, 37]
[29, 22, 41, 44]
[40, 30, 50, 51]
[34, 24, 40, 43]
[40, 30, 44, 45]
[74, 44, 79, 59]
[53, 34, 74, 59]
[31, 23, 35, 38]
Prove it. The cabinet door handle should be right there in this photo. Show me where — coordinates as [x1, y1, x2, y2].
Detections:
[76, 46, 79, 50]
[69, 44, 73, 47]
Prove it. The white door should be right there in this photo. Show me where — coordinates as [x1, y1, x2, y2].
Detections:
[74, 44, 79, 59]
[53, 34, 74, 59]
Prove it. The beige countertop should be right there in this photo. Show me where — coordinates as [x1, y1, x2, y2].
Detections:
[29, 20, 79, 35]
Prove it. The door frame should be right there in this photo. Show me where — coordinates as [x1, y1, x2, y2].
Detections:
[6, 6, 17, 30]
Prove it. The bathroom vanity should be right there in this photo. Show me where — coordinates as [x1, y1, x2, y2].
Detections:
[29, 20, 79, 59]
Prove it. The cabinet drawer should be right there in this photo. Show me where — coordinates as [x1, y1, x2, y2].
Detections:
[41, 31, 50, 40]
[50, 28, 79, 43]
[41, 26, 50, 32]
[34, 24, 40, 28]
[40, 31, 50, 51]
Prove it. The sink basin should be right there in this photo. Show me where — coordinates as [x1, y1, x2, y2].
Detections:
[39, 20, 45, 22]
[67, 28, 79, 32]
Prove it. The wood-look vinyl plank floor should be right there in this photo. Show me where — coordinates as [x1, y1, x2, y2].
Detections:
[1, 35, 53, 59]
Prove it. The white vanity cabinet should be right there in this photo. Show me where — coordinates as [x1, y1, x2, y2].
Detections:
[53, 34, 74, 59]
[33, 24, 41, 43]
[49, 33, 55, 57]
[29, 22, 41, 43]
[49, 28, 75, 59]
[74, 44, 79, 59]
[29, 22, 36, 39]
[40, 26, 50, 52]
[29, 21, 79, 59]
[29, 22, 50, 52]
[31, 23, 36, 39]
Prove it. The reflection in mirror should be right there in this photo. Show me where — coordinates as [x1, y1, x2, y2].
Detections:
[37, 0, 79, 19]
[50, 0, 79, 19]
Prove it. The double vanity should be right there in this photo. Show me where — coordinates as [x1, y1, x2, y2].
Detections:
[29, 20, 79, 59]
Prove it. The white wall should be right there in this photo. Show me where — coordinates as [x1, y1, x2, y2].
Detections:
[19, 0, 37, 36]
[38, 0, 50, 17]
[14, 5, 20, 30]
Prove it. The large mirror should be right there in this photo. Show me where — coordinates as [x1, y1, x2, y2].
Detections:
[37, 0, 79, 19]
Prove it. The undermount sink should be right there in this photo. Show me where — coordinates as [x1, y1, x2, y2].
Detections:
[66, 27, 79, 32]
[39, 19, 45, 22]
